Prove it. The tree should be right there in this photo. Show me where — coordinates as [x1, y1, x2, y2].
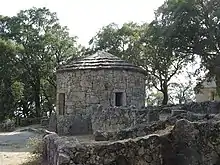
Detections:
[140, 22, 192, 105]
[90, 22, 191, 105]
[155, 0, 220, 95]
[169, 81, 195, 104]
[146, 91, 163, 106]
[89, 22, 143, 64]
[0, 39, 23, 120]
[0, 7, 79, 118]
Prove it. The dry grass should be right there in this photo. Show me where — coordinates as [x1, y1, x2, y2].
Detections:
[21, 136, 44, 165]
[19, 155, 41, 165]
[0, 125, 45, 165]
[26, 136, 44, 154]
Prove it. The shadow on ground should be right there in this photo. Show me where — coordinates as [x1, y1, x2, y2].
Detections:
[0, 131, 40, 152]
[0, 125, 44, 165]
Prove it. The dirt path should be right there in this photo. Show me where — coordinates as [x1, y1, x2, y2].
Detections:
[0, 126, 43, 165]
[0, 126, 95, 165]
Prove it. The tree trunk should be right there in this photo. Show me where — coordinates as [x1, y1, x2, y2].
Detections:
[3, 78, 14, 119]
[35, 89, 41, 117]
[34, 73, 41, 117]
[162, 82, 168, 105]
[41, 85, 54, 116]
[162, 91, 168, 105]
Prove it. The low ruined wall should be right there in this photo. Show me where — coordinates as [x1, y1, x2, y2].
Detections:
[56, 106, 157, 135]
[94, 112, 220, 141]
[182, 101, 220, 113]
[43, 133, 162, 165]
[162, 119, 220, 165]
[91, 101, 220, 133]
[43, 119, 220, 165]
[149, 101, 220, 114]
[91, 106, 159, 132]
[91, 106, 137, 132]
[55, 101, 220, 135]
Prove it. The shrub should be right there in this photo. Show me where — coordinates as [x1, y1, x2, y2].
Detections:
[27, 136, 44, 155]
[19, 117, 42, 127]
[21, 136, 44, 165]
[0, 119, 15, 132]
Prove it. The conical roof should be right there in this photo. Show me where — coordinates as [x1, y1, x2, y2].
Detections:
[57, 51, 146, 75]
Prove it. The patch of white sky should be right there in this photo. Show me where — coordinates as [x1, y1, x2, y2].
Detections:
[0, 0, 202, 88]
[0, 0, 165, 46]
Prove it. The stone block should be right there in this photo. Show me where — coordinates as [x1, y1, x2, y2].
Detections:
[93, 130, 109, 141]
[48, 112, 57, 132]
[58, 153, 70, 164]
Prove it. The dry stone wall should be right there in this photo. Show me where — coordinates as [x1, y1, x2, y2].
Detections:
[94, 112, 220, 141]
[43, 119, 220, 165]
[91, 106, 158, 132]
[43, 133, 162, 165]
[149, 101, 220, 114]
[56, 105, 153, 135]
[182, 101, 220, 113]
[90, 101, 220, 133]
[91, 106, 136, 132]
[55, 101, 220, 136]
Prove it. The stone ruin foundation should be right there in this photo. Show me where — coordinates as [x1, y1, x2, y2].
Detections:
[44, 101, 220, 165]
[44, 119, 220, 165]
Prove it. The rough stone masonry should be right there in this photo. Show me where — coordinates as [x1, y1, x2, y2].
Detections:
[43, 118, 220, 165]
[56, 51, 146, 113]
[55, 51, 146, 135]
[46, 50, 220, 164]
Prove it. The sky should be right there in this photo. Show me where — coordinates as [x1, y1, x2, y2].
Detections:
[0, 0, 165, 46]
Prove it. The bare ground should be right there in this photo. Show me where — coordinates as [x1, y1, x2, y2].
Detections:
[0, 126, 94, 165]
[0, 126, 43, 165]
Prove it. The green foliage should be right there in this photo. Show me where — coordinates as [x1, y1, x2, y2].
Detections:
[90, 22, 143, 64]
[0, 7, 79, 121]
[22, 136, 42, 165]
[140, 21, 192, 105]
[0, 39, 23, 120]
[155, 0, 220, 95]
[1, 0, 218, 116]
[90, 21, 192, 105]
[169, 81, 195, 104]
[0, 119, 15, 132]
[146, 91, 164, 106]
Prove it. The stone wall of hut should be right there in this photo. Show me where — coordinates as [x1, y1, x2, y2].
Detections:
[56, 69, 146, 115]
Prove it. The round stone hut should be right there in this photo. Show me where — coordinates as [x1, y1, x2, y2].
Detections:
[56, 51, 146, 116]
